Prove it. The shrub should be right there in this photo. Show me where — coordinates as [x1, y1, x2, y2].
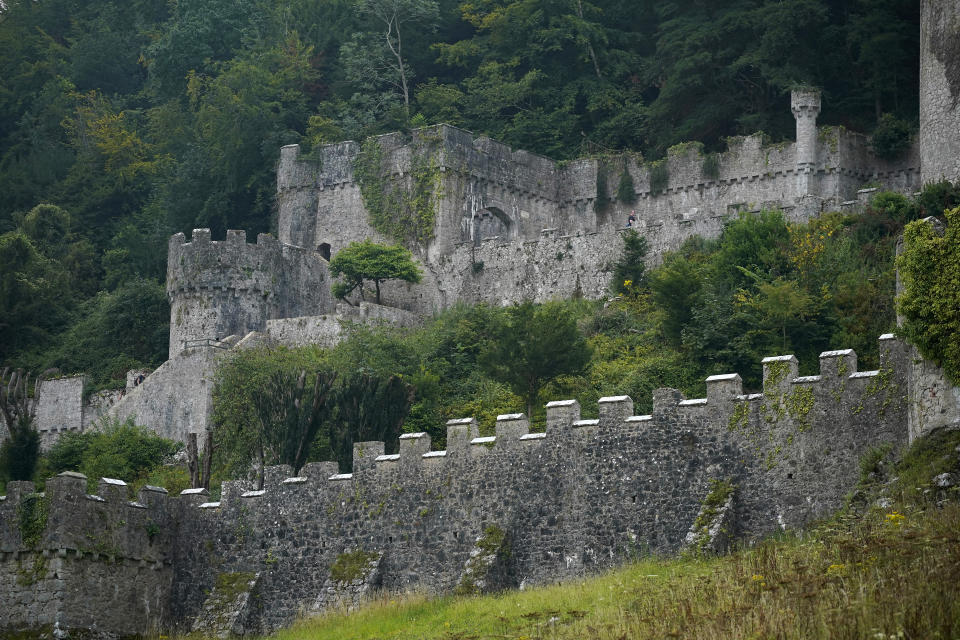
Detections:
[616, 165, 637, 204]
[897, 207, 960, 384]
[870, 114, 912, 160]
[43, 417, 181, 491]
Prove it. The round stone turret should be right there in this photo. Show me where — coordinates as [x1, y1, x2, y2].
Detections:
[791, 88, 821, 195]
[166, 229, 282, 358]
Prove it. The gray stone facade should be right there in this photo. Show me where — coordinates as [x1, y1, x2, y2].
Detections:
[920, 0, 960, 184]
[4, 335, 941, 638]
[275, 91, 920, 314]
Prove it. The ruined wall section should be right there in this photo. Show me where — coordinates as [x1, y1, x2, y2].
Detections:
[167, 229, 334, 359]
[921, 0, 960, 184]
[265, 302, 422, 349]
[0, 474, 176, 638]
[34, 376, 85, 449]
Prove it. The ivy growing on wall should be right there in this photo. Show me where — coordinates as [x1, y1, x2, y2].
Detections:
[616, 163, 637, 204]
[17, 493, 48, 548]
[352, 135, 443, 247]
[897, 207, 960, 384]
[594, 160, 610, 213]
[649, 160, 669, 195]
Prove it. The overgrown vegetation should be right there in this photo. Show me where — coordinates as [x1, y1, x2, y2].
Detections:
[38, 417, 183, 493]
[897, 206, 960, 383]
[352, 136, 442, 247]
[329, 550, 379, 584]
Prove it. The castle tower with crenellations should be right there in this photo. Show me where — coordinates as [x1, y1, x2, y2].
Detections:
[166, 228, 336, 359]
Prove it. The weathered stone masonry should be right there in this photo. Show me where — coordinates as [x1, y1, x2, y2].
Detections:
[2, 335, 922, 637]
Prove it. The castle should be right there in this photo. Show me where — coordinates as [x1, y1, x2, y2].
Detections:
[3, 1, 960, 637]
[27, 86, 932, 446]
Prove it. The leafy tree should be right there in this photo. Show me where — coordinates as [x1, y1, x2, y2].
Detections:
[40, 278, 169, 390]
[0, 367, 48, 483]
[212, 345, 327, 479]
[252, 368, 337, 481]
[353, 0, 440, 114]
[897, 208, 960, 384]
[649, 249, 706, 347]
[41, 417, 181, 492]
[871, 114, 913, 159]
[326, 372, 415, 472]
[479, 301, 592, 420]
[611, 229, 648, 295]
[329, 239, 423, 304]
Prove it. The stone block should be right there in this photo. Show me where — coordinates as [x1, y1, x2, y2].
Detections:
[399, 432, 430, 461]
[762, 355, 798, 394]
[98, 478, 128, 503]
[495, 414, 529, 440]
[819, 349, 857, 383]
[353, 441, 385, 474]
[545, 400, 580, 432]
[653, 388, 684, 414]
[598, 396, 633, 423]
[446, 418, 479, 454]
[706, 374, 743, 404]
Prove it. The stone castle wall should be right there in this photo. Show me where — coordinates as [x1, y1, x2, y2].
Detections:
[167, 229, 335, 358]
[920, 0, 960, 184]
[276, 98, 920, 313]
[2, 335, 918, 637]
[0, 475, 176, 637]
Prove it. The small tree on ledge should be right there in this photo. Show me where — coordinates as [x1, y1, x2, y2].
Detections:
[330, 239, 423, 305]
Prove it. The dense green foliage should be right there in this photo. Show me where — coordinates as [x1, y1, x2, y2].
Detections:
[610, 230, 648, 296]
[37, 417, 183, 493]
[198, 193, 926, 484]
[329, 239, 423, 304]
[478, 301, 592, 419]
[897, 207, 960, 383]
[211, 345, 415, 476]
[0, 427, 40, 484]
[0, 0, 923, 380]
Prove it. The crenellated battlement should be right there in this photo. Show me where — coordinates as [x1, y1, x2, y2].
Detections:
[166, 228, 336, 358]
[166, 228, 283, 297]
[0, 334, 929, 636]
[158, 334, 906, 515]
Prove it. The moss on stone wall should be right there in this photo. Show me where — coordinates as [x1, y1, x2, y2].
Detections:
[353, 135, 442, 247]
[17, 493, 48, 548]
[329, 550, 379, 583]
[455, 524, 509, 596]
[648, 160, 669, 195]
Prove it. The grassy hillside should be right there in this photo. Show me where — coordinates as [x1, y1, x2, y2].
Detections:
[186, 428, 960, 640]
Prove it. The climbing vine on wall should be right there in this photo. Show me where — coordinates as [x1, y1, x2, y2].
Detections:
[897, 208, 960, 384]
[352, 135, 443, 247]
[17, 493, 48, 549]
[649, 160, 669, 195]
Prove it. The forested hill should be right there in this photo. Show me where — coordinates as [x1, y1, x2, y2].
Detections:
[0, 0, 920, 384]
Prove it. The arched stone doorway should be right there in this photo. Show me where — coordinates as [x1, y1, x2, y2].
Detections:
[472, 207, 513, 246]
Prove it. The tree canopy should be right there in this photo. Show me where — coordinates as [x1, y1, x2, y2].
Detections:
[330, 239, 423, 304]
[0, 0, 923, 381]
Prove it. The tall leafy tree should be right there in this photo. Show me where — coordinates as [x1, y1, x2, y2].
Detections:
[326, 372, 416, 471]
[479, 301, 591, 419]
